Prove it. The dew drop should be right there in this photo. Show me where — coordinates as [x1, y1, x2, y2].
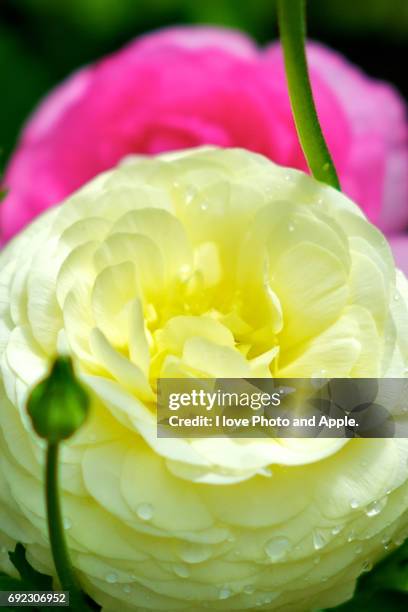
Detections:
[313, 529, 328, 551]
[173, 564, 190, 578]
[136, 503, 153, 521]
[63, 517, 72, 530]
[350, 499, 359, 509]
[106, 573, 118, 584]
[394, 292, 400, 301]
[347, 530, 355, 543]
[288, 223, 295, 232]
[185, 186, 196, 205]
[355, 545, 363, 555]
[365, 498, 387, 518]
[258, 593, 278, 604]
[219, 586, 232, 600]
[381, 536, 392, 549]
[361, 560, 372, 573]
[123, 585, 132, 594]
[331, 525, 342, 536]
[200, 201, 209, 211]
[243, 585, 255, 595]
[264, 536, 291, 561]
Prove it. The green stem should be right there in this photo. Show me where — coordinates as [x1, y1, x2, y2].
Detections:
[277, 0, 340, 190]
[46, 442, 88, 610]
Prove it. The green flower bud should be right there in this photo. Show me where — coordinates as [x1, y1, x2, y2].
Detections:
[27, 357, 89, 442]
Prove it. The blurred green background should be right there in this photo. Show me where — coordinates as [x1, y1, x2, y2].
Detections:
[1, 0, 407, 171]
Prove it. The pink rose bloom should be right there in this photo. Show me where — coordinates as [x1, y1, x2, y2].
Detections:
[2, 26, 407, 255]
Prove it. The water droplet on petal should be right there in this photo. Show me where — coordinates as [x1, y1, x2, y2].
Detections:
[258, 593, 279, 604]
[366, 498, 387, 518]
[350, 499, 359, 509]
[173, 564, 190, 578]
[63, 517, 72, 530]
[394, 292, 400, 301]
[264, 536, 291, 561]
[185, 186, 196, 205]
[355, 545, 363, 555]
[219, 587, 232, 600]
[123, 585, 132, 594]
[243, 585, 255, 595]
[331, 525, 343, 536]
[361, 560, 372, 573]
[288, 223, 295, 232]
[313, 529, 328, 550]
[106, 573, 118, 584]
[200, 201, 209, 211]
[136, 503, 153, 521]
[347, 530, 355, 543]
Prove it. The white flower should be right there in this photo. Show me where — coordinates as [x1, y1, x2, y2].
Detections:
[0, 148, 407, 611]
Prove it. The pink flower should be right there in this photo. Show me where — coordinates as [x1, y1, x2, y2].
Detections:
[2, 26, 407, 247]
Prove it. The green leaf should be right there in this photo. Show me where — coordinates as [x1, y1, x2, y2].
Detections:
[9, 543, 53, 590]
[325, 539, 408, 611]
[0, 573, 28, 590]
[4, 544, 100, 611]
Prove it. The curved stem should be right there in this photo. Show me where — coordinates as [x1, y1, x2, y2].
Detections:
[46, 442, 88, 611]
[277, 0, 340, 190]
